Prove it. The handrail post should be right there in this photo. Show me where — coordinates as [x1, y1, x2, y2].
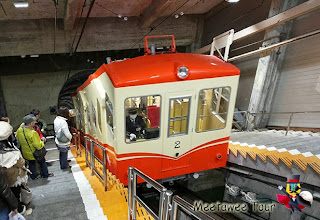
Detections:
[163, 190, 173, 220]
[76, 132, 79, 156]
[90, 140, 94, 176]
[78, 131, 81, 156]
[128, 167, 133, 220]
[158, 188, 166, 220]
[84, 137, 88, 167]
[170, 199, 178, 220]
[286, 113, 294, 136]
[132, 171, 137, 219]
[244, 111, 249, 131]
[103, 149, 107, 191]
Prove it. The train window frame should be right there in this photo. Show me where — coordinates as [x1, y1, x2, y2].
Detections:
[92, 102, 97, 133]
[97, 99, 102, 135]
[75, 98, 82, 130]
[86, 106, 91, 131]
[167, 96, 191, 137]
[105, 93, 114, 134]
[78, 98, 84, 130]
[196, 86, 231, 133]
[124, 94, 161, 144]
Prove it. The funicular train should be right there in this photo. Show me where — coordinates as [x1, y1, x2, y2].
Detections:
[72, 35, 240, 185]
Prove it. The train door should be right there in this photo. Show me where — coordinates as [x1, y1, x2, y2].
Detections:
[162, 91, 193, 171]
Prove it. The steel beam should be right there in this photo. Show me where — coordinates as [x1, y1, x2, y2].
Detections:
[194, 0, 320, 54]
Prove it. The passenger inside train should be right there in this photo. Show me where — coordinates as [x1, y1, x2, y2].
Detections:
[126, 108, 146, 142]
[125, 95, 161, 142]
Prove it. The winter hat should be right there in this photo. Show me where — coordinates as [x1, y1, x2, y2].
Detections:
[23, 115, 36, 125]
[0, 121, 13, 141]
[299, 191, 313, 207]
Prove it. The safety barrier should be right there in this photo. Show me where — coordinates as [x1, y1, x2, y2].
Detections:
[128, 166, 214, 220]
[232, 110, 320, 135]
[71, 131, 81, 157]
[84, 136, 107, 191]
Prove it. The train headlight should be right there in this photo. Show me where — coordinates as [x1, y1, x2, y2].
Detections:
[177, 66, 189, 79]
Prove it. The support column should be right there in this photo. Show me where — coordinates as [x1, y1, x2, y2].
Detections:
[247, 0, 302, 130]
[0, 77, 7, 117]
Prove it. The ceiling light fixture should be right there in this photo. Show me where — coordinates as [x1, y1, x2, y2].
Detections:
[225, 0, 240, 2]
[174, 11, 184, 19]
[13, 1, 29, 8]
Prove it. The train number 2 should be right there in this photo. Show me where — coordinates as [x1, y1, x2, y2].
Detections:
[174, 141, 180, 149]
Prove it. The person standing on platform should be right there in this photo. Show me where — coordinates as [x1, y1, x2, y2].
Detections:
[0, 121, 32, 215]
[54, 107, 72, 170]
[16, 115, 53, 179]
[30, 109, 47, 136]
[0, 168, 18, 220]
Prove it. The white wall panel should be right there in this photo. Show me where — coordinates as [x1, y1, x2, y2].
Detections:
[268, 10, 320, 128]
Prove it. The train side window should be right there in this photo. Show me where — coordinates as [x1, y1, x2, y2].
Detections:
[79, 99, 84, 131]
[125, 95, 161, 143]
[106, 93, 114, 132]
[92, 103, 97, 132]
[196, 87, 231, 132]
[168, 97, 191, 137]
[87, 106, 91, 131]
[75, 98, 82, 130]
[97, 99, 102, 134]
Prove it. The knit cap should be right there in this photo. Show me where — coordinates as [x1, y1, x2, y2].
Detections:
[0, 121, 13, 141]
[23, 115, 36, 125]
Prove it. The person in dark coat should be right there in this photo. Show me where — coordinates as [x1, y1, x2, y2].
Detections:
[0, 168, 18, 220]
[126, 108, 146, 141]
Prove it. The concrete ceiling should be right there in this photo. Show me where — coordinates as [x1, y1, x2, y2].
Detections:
[0, 0, 223, 57]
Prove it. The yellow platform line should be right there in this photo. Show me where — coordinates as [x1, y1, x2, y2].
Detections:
[228, 143, 320, 174]
[71, 147, 153, 220]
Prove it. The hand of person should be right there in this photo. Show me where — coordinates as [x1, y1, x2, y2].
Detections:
[129, 133, 136, 141]
[9, 209, 18, 216]
[136, 127, 141, 132]
[41, 128, 44, 133]
[278, 185, 283, 190]
[41, 137, 46, 142]
[26, 168, 32, 174]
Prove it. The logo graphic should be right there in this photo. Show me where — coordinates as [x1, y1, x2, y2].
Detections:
[277, 175, 313, 212]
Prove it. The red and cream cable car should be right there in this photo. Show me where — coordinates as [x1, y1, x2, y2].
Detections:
[72, 35, 240, 184]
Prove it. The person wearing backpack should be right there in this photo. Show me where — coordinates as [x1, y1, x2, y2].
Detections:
[54, 107, 72, 170]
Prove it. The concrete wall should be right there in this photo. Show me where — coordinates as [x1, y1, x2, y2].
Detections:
[1, 71, 77, 130]
[268, 9, 320, 128]
[0, 16, 199, 57]
[202, 0, 271, 111]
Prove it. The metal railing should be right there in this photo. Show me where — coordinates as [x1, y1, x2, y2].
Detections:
[128, 167, 214, 220]
[71, 131, 81, 157]
[84, 136, 108, 191]
[232, 110, 320, 135]
[171, 196, 214, 220]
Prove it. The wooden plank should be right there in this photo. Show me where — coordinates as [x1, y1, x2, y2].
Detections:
[194, 0, 320, 54]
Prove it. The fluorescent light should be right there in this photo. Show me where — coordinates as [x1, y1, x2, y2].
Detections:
[14, 2, 29, 8]
[30, 55, 39, 58]
[225, 0, 240, 2]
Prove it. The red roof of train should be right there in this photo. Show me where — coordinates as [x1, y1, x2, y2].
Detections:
[78, 53, 239, 91]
